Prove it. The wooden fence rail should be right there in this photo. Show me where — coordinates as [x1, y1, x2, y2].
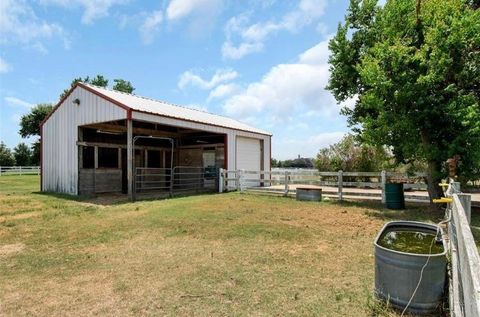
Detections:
[0, 166, 40, 176]
[219, 169, 428, 202]
[447, 185, 480, 317]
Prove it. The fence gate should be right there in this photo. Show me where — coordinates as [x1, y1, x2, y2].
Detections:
[134, 166, 218, 200]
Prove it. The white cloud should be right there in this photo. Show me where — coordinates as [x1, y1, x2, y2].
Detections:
[274, 131, 345, 159]
[39, 0, 127, 24]
[222, 0, 328, 59]
[178, 69, 238, 90]
[0, 0, 65, 49]
[221, 41, 263, 60]
[139, 10, 163, 44]
[0, 57, 11, 73]
[4, 97, 34, 108]
[207, 83, 241, 101]
[222, 38, 339, 121]
[166, 0, 222, 21]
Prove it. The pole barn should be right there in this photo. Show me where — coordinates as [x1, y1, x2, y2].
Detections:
[40, 83, 271, 199]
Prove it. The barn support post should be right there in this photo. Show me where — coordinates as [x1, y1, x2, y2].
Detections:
[127, 119, 133, 200]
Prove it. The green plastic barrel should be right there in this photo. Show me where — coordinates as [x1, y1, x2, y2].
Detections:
[385, 183, 405, 209]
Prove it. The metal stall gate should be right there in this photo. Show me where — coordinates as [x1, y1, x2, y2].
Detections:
[134, 166, 218, 200]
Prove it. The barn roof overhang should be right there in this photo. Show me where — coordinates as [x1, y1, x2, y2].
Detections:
[40, 82, 272, 137]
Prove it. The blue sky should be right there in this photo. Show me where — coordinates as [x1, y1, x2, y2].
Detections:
[0, 0, 354, 160]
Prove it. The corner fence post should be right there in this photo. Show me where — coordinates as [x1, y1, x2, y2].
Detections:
[284, 171, 289, 197]
[338, 170, 343, 201]
[381, 170, 387, 204]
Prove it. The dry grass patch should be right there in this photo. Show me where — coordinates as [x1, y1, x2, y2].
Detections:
[0, 175, 446, 316]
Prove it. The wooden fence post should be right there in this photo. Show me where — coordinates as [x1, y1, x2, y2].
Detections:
[338, 170, 343, 201]
[236, 170, 241, 192]
[381, 170, 387, 204]
[240, 170, 245, 193]
[284, 171, 289, 197]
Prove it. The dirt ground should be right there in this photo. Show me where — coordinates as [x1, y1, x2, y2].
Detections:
[0, 175, 454, 316]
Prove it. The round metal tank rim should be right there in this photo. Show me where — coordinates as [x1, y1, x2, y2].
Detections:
[373, 220, 447, 257]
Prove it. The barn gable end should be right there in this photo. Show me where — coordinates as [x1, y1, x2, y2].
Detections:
[42, 86, 127, 194]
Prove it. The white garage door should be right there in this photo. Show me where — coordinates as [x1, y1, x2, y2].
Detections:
[236, 137, 262, 187]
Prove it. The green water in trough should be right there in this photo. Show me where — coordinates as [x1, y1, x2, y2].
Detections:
[377, 229, 444, 254]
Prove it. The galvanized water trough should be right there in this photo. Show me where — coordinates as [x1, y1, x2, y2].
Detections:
[374, 221, 447, 315]
[296, 187, 322, 201]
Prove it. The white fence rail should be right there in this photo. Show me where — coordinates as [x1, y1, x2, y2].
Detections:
[447, 185, 480, 317]
[219, 169, 427, 202]
[0, 166, 40, 176]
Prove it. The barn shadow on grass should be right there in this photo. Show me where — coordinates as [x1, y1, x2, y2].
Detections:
[35, 190, 221, 206]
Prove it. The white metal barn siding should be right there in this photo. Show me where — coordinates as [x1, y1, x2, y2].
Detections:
[42, 86, 127, 194]
[42, 83, 272, 194]
[236, 136, 262, 186]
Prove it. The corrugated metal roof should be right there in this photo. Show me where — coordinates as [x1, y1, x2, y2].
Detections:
[82, 84, 271, 136]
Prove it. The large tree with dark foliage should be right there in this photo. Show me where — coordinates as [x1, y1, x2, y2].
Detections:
[327, 0, 480, 202]
[60, 75, 135, 98]
[0, 142, 15, 166]
[19, 104, 53, 165]
[13, 143, 32, 166]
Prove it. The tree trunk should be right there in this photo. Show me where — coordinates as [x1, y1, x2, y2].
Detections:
[420, 130, 443, 206]
[425, 159, 443, 204]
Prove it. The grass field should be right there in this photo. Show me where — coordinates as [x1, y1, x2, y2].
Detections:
[0, 175, 475, 316]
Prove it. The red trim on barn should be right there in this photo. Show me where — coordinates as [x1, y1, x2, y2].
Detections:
[40, 82, 271, 137]
[39, 82, 131, 129]
[269, 136, 272, 171]
[78, 82, 131, 112]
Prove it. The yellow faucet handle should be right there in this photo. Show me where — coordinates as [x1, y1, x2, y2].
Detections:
[433, 197, 453, 204]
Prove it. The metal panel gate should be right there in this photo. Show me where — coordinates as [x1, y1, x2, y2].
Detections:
[134, 166, 218, 200]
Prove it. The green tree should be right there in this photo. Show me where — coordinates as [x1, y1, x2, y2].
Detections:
[13, 143, 32, 166]
[327, 0, 480, 202]
[0, 142, 15, 166]
[113, 79, 135, 94]
[19, 104, 54, 138]
[19, 104, 54, 165]
[60, 75, 134, 99]
[271, 158, 279, 168]
[315, 134, 390, 172]
[60, 75, 109, 99]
